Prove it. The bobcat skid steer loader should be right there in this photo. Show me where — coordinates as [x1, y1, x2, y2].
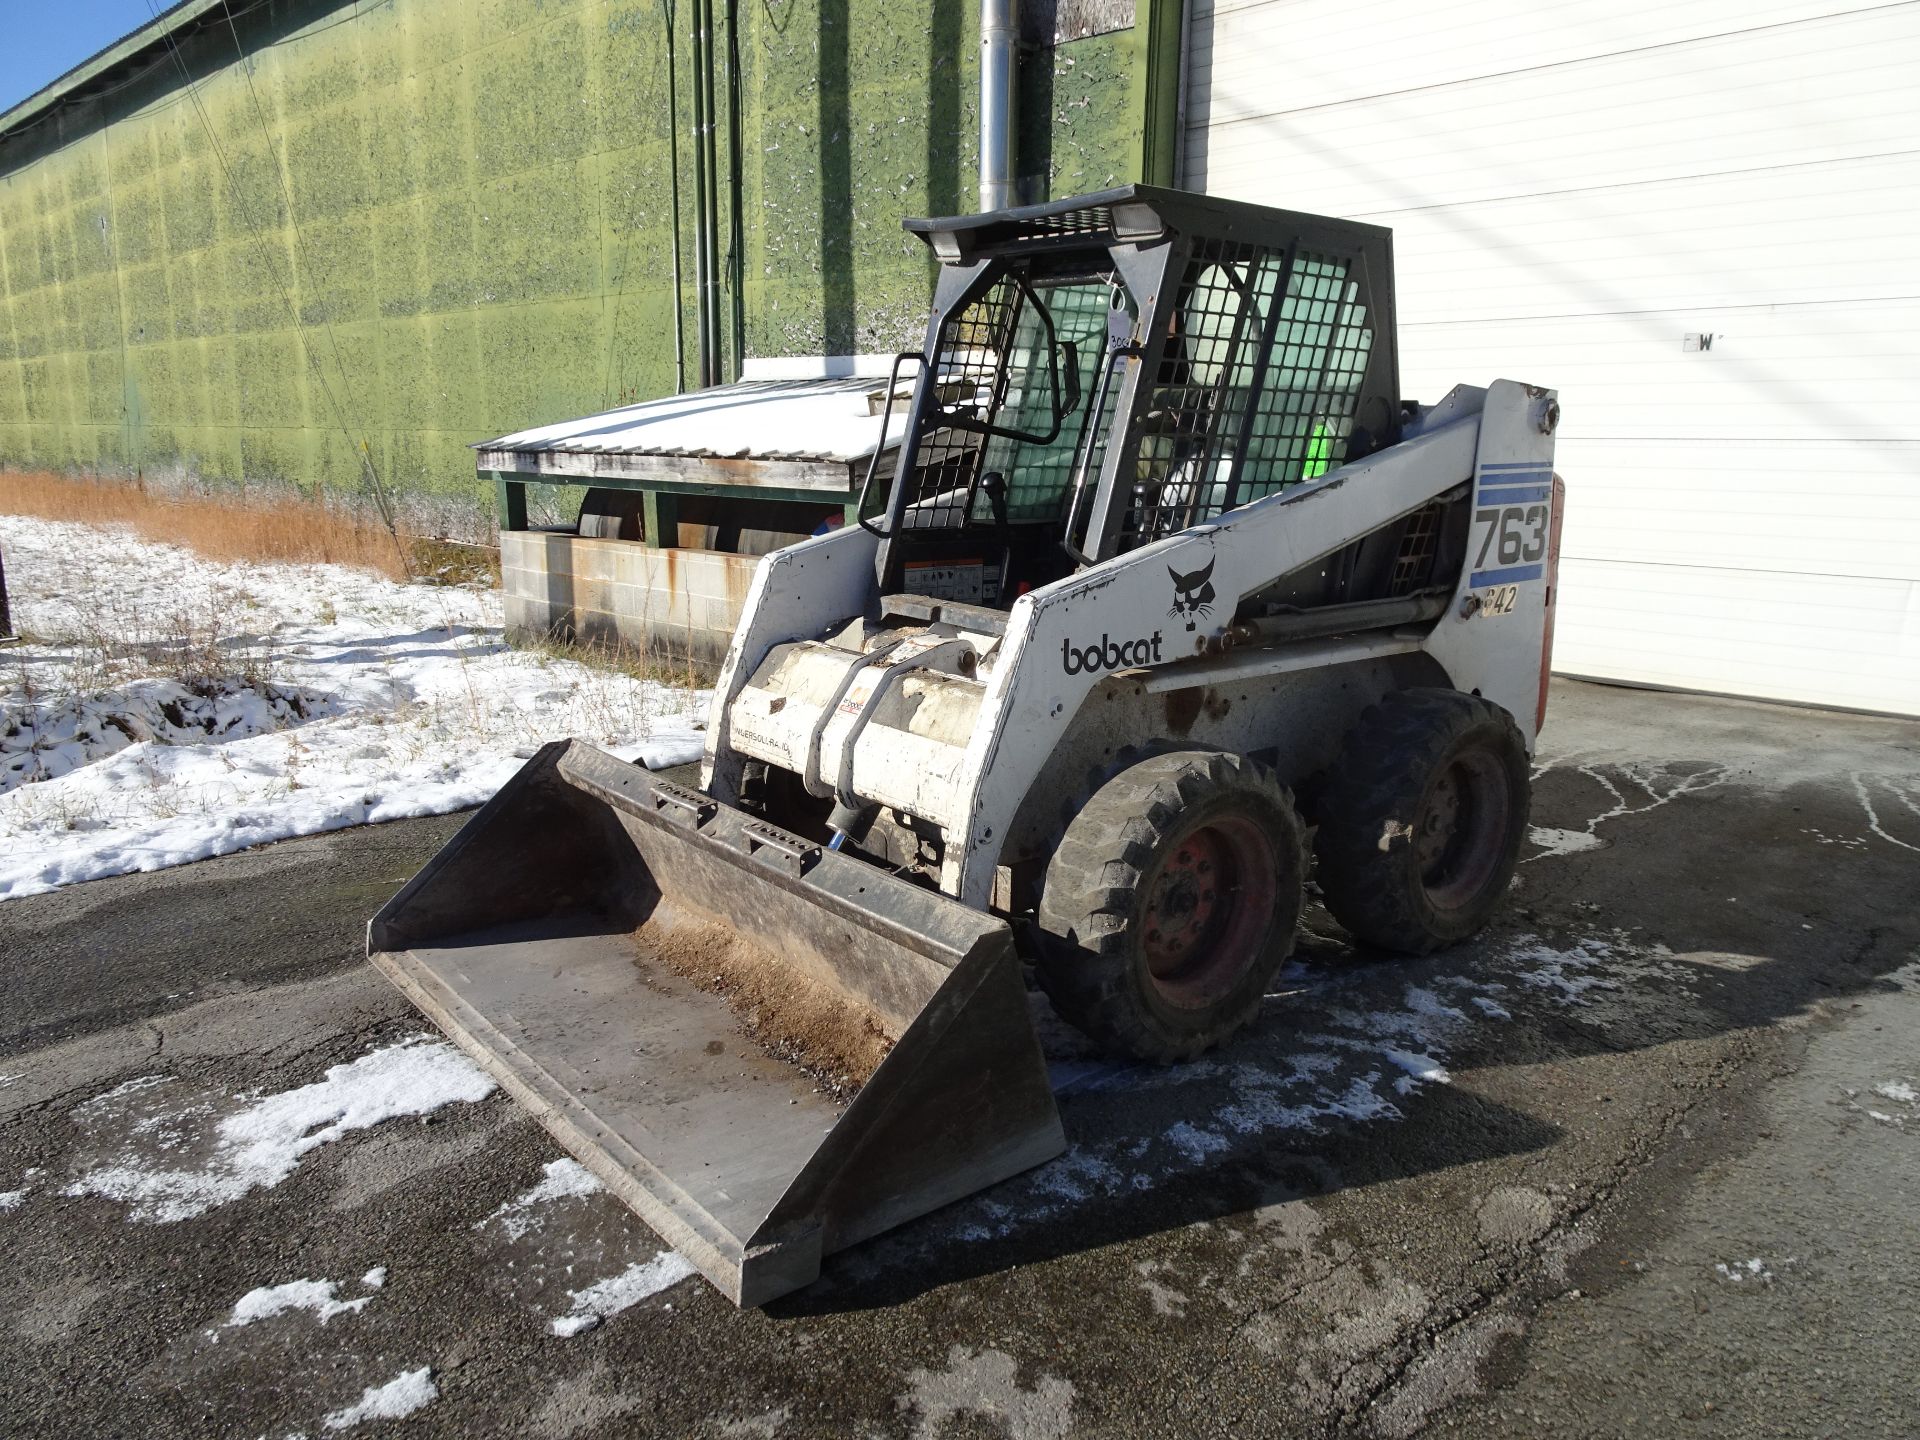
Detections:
[370, 185, 1564, 1306]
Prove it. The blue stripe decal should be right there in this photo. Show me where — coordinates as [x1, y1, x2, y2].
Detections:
[1470, 563, 1546, 587]
[1479, 460, 1552, 472]
[1477, 484, 1552, 503]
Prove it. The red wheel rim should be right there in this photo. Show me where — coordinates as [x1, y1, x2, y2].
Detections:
[1415, 751, 1510, 912]
[1140, 815, 1278, 1010]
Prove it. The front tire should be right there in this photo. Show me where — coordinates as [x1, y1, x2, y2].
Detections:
[1034, 750, 1306, 1063]
[1314, 689, 1529, 953]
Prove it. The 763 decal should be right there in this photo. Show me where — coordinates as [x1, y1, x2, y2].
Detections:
[1469, 502, 1550, 585]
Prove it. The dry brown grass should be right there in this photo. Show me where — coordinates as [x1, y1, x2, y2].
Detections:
[0, 470, 414, 581]
[516, 627, 712, 692]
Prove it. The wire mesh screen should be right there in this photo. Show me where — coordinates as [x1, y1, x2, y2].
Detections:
[897, 280, 1024, 532]
[1388, 501, 1445, 595]
[1123, 239, 1278, 547]
[1238, 253, 1374, 499]
[1118, 245, 1375, 552]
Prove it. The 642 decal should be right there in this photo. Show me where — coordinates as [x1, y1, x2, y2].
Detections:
[1471, 583, 1519, 618]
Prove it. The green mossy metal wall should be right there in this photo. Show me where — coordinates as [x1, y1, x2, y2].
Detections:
[0, 0, 1146, 530]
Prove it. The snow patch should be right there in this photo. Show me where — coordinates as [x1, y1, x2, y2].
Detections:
[1872, 1081, 1916, 1104]
[3, 675, 331, 794]
[361, 1267, 387, 1289]
[64, 1036, 495, 1221]
[550, 1251, 696, 1336]
[1511, 936, 1621, 1003]
[1162, 1121, 1230, 1165]
[1029, 1147, 1143, 1206]
[482, 1158, 604, 1240]
[1525, 759, 1735, 867]
[1715, 1256, 1793, 1285]
[1380, 1047, 1450, 1082]
[901, 1346, 1077, 1440]
[1218, 1070, 1400, 1134]
[948, 935, 1653, 1241]
[322, 1367, 438, 1429]
[1850, 772, 1920, 854]
[226, 1278, 373, 1328]
[1528, 826, 1605, 857]
[0, 1189, 24, 1211]
[1402, 986, 1468, 1024]
[1799, 825, 1868, 851]
[85, 1074, 171, 1104]
[0, 515, 706, 899]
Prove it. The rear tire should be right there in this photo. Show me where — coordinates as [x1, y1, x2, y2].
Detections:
[1314, 689, 1529, 953]
[1034, 750, 1306, 1063]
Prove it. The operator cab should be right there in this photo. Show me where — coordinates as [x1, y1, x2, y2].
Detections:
[862, 186, 1446, 630]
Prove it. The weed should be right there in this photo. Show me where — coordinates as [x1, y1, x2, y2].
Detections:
[0, 471, 413, 580]
[517, 630, 711, 692]
[409, 536, 500, 587]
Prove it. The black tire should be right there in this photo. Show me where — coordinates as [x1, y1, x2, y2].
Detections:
[1314, 689, 1529, 953]
[1034, 750, 1306, 1063]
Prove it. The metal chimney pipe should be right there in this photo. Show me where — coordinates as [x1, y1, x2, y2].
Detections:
[978, 0, 1017, 211]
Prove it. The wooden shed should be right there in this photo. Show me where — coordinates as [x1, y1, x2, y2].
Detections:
[478, 375, 901, 669]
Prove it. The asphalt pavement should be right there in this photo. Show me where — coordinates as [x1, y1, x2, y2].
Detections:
[2, 678, 1916, 1438]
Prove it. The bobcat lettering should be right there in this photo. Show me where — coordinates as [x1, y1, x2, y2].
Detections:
[1062, 632, 1164, 676]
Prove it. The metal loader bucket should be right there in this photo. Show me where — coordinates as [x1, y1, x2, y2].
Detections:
[367, 740, 1065, 1306]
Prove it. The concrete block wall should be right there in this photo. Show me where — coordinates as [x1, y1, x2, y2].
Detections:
[0, 0, 1146, 532]
[502, 529, 757, 669]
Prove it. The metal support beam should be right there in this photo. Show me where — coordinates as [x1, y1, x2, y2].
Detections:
[1141, 0, 1187, 189]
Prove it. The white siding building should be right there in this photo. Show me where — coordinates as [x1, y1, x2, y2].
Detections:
[1184, 0, 1920, 715]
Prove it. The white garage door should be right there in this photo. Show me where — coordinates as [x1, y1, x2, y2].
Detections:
[1185, 0, 1920, 716]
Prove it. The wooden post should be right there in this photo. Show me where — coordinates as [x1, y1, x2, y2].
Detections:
[642, 489, 680, 548]
[495, 476, 528, 532]
[0, 541, 14, 642]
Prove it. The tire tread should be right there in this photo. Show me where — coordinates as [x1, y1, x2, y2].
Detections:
[1314, 688, 1529, 953]
[1036, 750, 1306, 1062]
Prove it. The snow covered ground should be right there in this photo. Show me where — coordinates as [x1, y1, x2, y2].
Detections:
[0, 514, 707, 899]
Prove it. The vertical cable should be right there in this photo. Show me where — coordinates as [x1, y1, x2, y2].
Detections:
[698, 0, 723, 385]
[723, 0, 747, 377]
[663, 0, 687, 393]
[689, 0, 713, 388]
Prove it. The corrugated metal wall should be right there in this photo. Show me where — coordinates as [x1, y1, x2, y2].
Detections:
[0, 0, 1146, 529]
[1186, 0, 1920, 716]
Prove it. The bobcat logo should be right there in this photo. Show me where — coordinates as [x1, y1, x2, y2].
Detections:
[1168, 558, 1216, 625]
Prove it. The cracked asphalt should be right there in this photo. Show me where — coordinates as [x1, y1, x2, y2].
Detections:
[2, 679, 1917, 1438]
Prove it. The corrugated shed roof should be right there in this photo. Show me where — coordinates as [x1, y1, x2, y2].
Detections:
[479, 377, 902, 464]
